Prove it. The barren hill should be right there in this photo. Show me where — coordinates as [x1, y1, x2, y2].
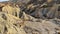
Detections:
[0, 0, 60, 34]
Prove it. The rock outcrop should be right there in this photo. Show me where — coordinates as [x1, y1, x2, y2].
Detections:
[0, 0, 60, 34]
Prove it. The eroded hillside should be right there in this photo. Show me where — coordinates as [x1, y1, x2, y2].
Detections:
[0, 0, 60, 34]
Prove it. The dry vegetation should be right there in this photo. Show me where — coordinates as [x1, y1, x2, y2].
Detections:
[0, 0, 60, 34]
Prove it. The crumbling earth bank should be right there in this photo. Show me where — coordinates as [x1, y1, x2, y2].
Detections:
[0, 0, 60, 34]
[0, 13, 60, 34]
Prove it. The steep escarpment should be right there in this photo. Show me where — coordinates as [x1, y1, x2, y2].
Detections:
[0, 0, 60, 34]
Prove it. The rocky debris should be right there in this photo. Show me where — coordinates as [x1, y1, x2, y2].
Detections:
[2, 4, 21, 17]
[24, 20, 60, 34]
[0, 0, 59, 19]
[0, 12, 60, 34]
[0, 0, 60, 34]
[0, 12, 26, 34]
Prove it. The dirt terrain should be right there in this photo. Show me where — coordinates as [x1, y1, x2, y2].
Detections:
[0, 0, 60, 34]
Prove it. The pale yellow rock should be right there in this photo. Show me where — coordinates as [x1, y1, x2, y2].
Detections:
[47, 0, 52, 3]
[2, 5, 20, 18]
[22, 12, 35, 21]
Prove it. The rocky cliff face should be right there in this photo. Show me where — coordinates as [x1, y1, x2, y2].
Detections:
[0, 0, 60, 34]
